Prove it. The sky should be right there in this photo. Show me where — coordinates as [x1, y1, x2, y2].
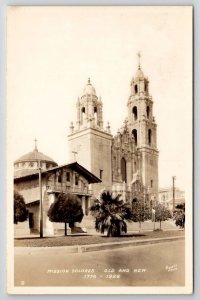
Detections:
[7, 6, 192, 199]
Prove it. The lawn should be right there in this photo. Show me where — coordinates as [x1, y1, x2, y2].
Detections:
[14, 229, 184, 247]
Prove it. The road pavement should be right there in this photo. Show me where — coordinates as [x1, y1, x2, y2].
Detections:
[14, 240, 184, 287]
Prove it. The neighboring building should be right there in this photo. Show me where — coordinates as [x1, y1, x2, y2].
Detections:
[158, 187, 185, 210]
[14, 146, 101, 236]
[68, 56, 159, 205]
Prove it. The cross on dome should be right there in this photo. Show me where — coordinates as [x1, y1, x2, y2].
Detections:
[34, 138, 38, 151]
[137, 52, 141, 70]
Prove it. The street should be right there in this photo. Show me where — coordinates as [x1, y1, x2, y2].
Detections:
[14, 240, 184, 287]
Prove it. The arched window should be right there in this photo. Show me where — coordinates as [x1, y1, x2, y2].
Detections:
[134, 84, 138, 94]
[147, 106, 150, 119]
[148, 129, 152, 145]
[121, 157, 127, 183]
[132, 129, 137, 146]
[94, 107, 97, 123]
[132, 106, 137, 121]
[81, 107, 85, 123]
[144, 83, 147, 92]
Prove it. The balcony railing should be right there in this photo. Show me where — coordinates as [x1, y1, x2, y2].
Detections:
[46, 184, 92, 195]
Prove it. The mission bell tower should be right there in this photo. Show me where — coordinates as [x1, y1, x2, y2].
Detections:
[68, 78, 113, 196]
[127, 53, 159, 197]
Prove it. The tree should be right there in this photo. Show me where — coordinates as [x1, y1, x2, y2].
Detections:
[154, 203, 172, 230]
[173, 203, 185, 228]
[90, 190, 135, 237]
[47, 193, 84, 236]
[14, 190, 29, 224]
[132, 199, 151, 231]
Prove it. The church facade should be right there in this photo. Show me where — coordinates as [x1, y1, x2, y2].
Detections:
[68, 57, 159, 205]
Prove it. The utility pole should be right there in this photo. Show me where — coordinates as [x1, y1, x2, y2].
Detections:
[39, 160, 43, 238]
[172, 176, 176, 211]
[34, 138, 43, 238]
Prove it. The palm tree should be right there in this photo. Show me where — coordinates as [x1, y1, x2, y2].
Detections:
[90, 191, 134, 237]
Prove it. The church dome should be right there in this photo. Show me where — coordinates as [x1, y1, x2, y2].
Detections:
[82, 78, 96, 96]
[14, 150, 57, 164]
[14, 146, 58, 178]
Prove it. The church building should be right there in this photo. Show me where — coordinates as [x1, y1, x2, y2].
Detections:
[14, 144, 101, 236]
[14, 55, 159, 236]
[68, 55, 159, 205]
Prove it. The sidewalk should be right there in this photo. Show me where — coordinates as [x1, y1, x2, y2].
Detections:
[15, 235, 184, 255]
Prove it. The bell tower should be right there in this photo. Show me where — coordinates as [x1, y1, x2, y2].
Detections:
[76, 78, 104, 130]
[127, 53, 159, 199]
[68, 78, 113, 197]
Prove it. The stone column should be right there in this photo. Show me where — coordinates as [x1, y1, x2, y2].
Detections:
[82, 195, 86, 215]
[43, 192, 55, 236]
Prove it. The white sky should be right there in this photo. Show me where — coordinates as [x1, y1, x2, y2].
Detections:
[7, 6, 192, 199]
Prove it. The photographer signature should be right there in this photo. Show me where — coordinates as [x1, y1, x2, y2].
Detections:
[165, 264, 178, 272]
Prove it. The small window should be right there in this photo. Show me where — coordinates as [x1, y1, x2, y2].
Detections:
[94, 107, 97, 113]
[75, 174, 79, 186]
[132, 129, 137, 146]
[150, 180, 153, 188]
[134, 161, 137, 170]
[148, 129, 152, 145]
[132, 106, 137, 121]
[100, 169, 103, 179]
[66, 172, 70, 182]
[147, 106, 150, 118]
[81, 107, 85, 113]
[134, 84, 138, 94]
[58, 172, 62, 183]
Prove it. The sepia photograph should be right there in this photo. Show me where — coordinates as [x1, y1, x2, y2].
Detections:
[6, 6, 193, 294]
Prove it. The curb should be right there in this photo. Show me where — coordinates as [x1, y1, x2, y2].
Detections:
[15, 235, 184, 255]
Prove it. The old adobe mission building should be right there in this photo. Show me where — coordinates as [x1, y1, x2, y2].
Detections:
[68, 55, 159, 203]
